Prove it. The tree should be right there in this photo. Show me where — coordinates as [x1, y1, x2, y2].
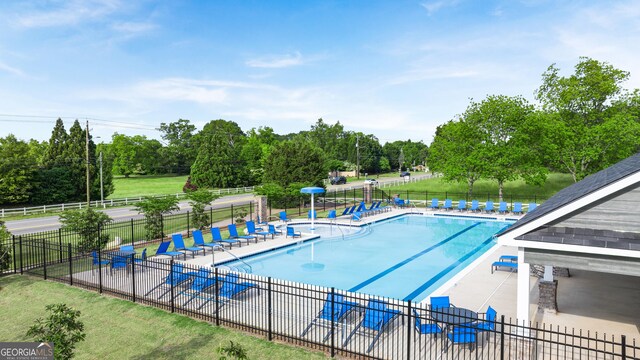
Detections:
[44, 118, 68, 167]
[30, 167, 76, 205]
[0, 135, 35, 204]
[64, 120, 91, 201]
[191, 120, 250, 188]
[187, 190, 220, 229]
[134, 197, 179, 240]
[383, 140, 429, 172]
[109, 133, 162, 177]
[27, 303, 85, 360]
[59, 208, 112, 252]
[241, 126, 280, 184]
[536, 57, 640, 181]
[158, 119, 197, 174]
[0, 220, 11, 271]
[263, 140, 326, 188]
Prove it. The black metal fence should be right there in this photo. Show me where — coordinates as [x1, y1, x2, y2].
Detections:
[15, 238, 640, 360]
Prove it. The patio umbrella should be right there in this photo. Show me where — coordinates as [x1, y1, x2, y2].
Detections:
[300, 187, 325, 230]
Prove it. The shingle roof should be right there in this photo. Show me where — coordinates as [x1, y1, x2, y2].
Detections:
[498, 152, 640, 237]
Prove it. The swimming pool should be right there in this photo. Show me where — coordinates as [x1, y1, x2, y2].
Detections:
[224, 215, 512, 302]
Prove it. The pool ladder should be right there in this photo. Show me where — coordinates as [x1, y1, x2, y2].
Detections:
[214, 247, 253, 274]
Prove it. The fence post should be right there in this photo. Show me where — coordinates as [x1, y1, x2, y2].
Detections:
[68, 243, 73, 286]
[131, 219, 135, 245]
[249, 202, 253, 221]
[42, 239, 47, 280]
[330, 287, 336, 358]
[19, 236, 23, 275]
[210, 207, 213, 225]
[267, 277, 273, 341]
[58, 228, 63, 262]
[98, 248, 103, 293]
[230, 204, 234, 224]
[131, 254, 136, 303]
[214, 266, 220, 326]
[622, 335, 627, 360]
[186, 211, 190, 239]
[12, 235, 16, 273]
[170, 259, 175, 313]
[161, 215, 165, 240]
[406, 300, 412, 360]
[334, 191, 337, 209]
[500, 315, 505, 360]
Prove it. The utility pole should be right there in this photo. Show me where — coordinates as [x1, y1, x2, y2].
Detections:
[356, 134, 360, 179]
[99, 151, 104, 206]
[399, 147, 405, 175]
[85, 120, 90, 207]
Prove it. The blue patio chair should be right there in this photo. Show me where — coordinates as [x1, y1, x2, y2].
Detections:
[430, 198, 439, 210]
[469, 200, 480, 212]
[154, 240, 186, 260]
[395, 198, 405, 208]
[528, 203, 537, 212]
[484, 201, 495, 213]
[181, 267, 222, 307]
[308, 210, 317, 220]
[215, 273, 260, 306]
[355, 201, 366, 212]
[286, 226, 301, 238]
[430, 296, 453, 310]
[413, 309, 442, 340]
[352, 211, 363, 221]
[340, 206, 351, 216]
[498, 202, 508, 214]
[133, 248, 147, 266]
[268, 224, 283, 238]
[457, 200, 467, 211]
[172, 233, 205, 258]
[512, 202, 523, 214]
[91, 251, 110, 275]
[256, 215, 268, 227]
[445, 326, 478, 352]
[327, 210, 337, 221]
[491, 261, 518, 274]
[228, 223, 258, 244]
[443, 199, 453, 211]
[499, 255, 518, 263]
[210, 227, 241, 248]
[193, 229, 221, 252]
[279, 211, 290, 223]
[120, 245, 134, 252]
[342, 299, 402, 353]
[475, 306, 497, 333]
[246, 221, 269, 241]
[300, 293, 360, 341]
[144, 263, 192, 299]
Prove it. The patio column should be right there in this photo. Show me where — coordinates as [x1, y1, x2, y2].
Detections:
[539, 266, 558, 314]
[516, 247, 531, 328]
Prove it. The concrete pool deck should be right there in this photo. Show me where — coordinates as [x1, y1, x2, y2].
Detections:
[175, 207, 639, 342]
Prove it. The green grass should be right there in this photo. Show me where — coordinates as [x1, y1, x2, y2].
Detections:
[110, 175, 189, 199]
[385, 173, 574, 200]
[0, 275, 327, 360]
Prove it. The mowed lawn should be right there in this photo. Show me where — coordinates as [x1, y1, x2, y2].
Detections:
[109, 175, 189, 198]
[386, 173, 574, 199]
[0, 275, 327, 360]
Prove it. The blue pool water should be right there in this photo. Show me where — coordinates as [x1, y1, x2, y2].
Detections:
[224, 215, 512, 302]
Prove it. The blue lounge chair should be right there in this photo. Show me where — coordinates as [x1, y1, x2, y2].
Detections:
[355, 201, 366, 212]
[484, 201, 495, 213]
[120, 245, 134, 252]
[443, 199, 453, 211]
[457, 200, 467, 211]
[469, 200, 480, 212]
[91, 251, 110, 275]
[172, 233, 205, 258]
[193, 229, 221, 252]
[327, 210, 337, 221]
[300, 293, 360, 341]
[256, 215, 268, 227]
[498, 202, 508, 214]
[154, 240, 186, 260]
[228, 223, 258, 244]
[279, 211, 290, 223]
[342, 299, 402, 353]
[246, 221, 268, 241]
[499, 255, 518, 262]
[210, 227, 241, 248]
[491, 261, 518, 274]
[181, 267, 222, 307]
[340, 206, 353, 216]
[286, 226, 301, 238]
[445, 326, 478, 352]
[308, 210, 317, 220]
[512, 202, 523, 214]
[352, 211, 363, 221]
[268, 224, 283, 238]
[430, 198, 439, 210]
[144, 263, 192, 299]
[430, 296, 453, 310]
[217, 273, 260, 303]
[528, 203, 537, 212]
[413, 310, 442, 340]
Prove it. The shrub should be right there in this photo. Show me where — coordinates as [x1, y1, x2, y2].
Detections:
[59, 208, 112, 252]
[27, 303, 86, 359]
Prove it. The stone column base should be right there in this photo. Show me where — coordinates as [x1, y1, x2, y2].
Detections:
[538, 280, 558, 314]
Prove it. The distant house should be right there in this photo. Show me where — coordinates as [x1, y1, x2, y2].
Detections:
[497, 152, 640, 325]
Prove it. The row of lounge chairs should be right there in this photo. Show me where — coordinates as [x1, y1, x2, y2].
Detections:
[302, 294, 497, 353]
[430, 199, 537, 214]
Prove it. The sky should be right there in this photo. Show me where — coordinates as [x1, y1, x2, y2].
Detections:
[1, 0, 639, 145]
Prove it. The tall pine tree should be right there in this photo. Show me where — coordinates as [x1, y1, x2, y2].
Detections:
[44, 118, 68, 167]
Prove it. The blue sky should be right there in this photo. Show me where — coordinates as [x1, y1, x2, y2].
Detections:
[1, 0, 639, 145]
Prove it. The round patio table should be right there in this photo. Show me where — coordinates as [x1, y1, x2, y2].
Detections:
[431, 307, 478, 325]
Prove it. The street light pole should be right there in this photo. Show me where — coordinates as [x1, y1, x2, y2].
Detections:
[85, 120, 90, 207]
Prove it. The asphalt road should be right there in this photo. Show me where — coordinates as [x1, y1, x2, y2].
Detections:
[5, 174, 432, 235]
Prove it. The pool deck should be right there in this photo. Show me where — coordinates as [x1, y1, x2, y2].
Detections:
[177, 207, 639, 342]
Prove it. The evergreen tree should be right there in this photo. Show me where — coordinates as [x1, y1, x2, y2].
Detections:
[0, 135, 35, 204]
[44, 118, 68, 167]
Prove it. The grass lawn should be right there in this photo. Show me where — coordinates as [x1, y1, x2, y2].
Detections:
[0, 275, 327, 360]
[385, 173, 574, 199]
[110, 175, 189, 199]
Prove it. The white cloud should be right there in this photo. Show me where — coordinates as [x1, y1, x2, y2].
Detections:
[14, 0, 123, 28]
[420, 0, 460, 15]
[0, 61, 24, 76]
[245, 51, 305, 68]
[111, 21, 156, 34]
